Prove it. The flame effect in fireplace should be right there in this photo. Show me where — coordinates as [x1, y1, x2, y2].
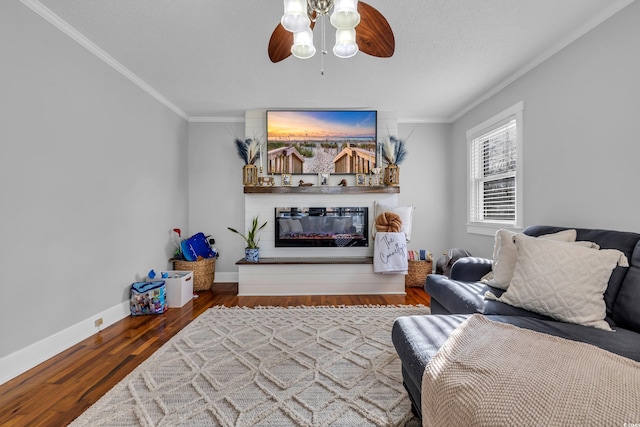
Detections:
[275, 207, 368, 247]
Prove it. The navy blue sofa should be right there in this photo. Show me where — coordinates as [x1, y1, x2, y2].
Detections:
[391, 225, 640, 419]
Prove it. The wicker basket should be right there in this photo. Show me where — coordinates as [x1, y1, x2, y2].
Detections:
[405, 260, 433, 287]
[172, 257, 216, 291]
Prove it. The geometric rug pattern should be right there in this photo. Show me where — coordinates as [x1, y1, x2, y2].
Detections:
[69, 305, 429, 426]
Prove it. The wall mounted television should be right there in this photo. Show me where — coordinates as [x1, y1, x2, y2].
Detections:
[266, 110, 377, 175]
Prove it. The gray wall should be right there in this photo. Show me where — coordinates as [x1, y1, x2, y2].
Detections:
[396, 123, 452, 259]
[186, 121, 452, 276]
[449, 0, 640, 258]
[4, 0, 638, 377]
[188, 121, 246, 276]
[0, 1, 188, 358]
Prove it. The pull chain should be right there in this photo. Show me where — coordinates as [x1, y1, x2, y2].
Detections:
[321, 14, 327, 75]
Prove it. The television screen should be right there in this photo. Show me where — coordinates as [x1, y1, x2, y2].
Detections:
[266, 110, 377, 175]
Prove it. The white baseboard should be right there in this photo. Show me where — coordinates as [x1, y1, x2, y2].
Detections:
[0, 270, 309, 385]
[0, 273, 239, 386]
[0, 300, 130, 386]
[214, 272, 238, 283]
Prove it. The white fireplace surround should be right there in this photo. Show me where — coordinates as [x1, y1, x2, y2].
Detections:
[246, 193, 398, 258]
[240, 192, 405, 295]
[238, 110, 405, 295]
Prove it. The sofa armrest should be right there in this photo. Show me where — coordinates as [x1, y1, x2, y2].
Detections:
[450, 257, 493, 281]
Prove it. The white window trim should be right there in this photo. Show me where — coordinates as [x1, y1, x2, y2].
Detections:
[466, 101, 524, 236]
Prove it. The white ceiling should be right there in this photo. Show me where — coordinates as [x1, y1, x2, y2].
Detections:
[29, 0, 632, 122]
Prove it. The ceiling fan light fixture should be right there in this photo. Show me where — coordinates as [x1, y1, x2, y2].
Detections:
[330, 0, 360, 29]
[281, 0, 310, 33]
[333, 28, 358, 58]
[271, 0, 393, 63]
[291, 27, 317, 59]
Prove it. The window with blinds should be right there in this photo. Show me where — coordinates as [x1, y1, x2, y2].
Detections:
[467, 102, 523, 234]
[470, 117, 516, 223]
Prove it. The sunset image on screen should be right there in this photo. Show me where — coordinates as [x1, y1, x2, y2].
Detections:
[266, 110, 377, 175]
[268, 111, 376, 141]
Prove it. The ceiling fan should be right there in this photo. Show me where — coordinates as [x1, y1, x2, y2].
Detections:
[268, 0, 395, 63]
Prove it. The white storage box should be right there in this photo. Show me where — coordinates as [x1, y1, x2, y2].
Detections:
[147, 271, 193, 308]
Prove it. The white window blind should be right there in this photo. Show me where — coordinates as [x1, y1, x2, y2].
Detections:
[469, 116, 517, 225]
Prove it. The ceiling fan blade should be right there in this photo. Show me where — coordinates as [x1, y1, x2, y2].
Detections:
[268, 23, 293, 63]
[269, 12, 318, 63]
[357, 2, 395, 58]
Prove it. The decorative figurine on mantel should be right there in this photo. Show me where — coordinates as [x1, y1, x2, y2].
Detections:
[258, 176, 275, 186]
[234, 138, 262, 186]
[298, 180, 314, 186]
[381, 136, 407, 186]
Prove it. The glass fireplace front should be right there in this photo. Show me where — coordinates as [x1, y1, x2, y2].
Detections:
[275, 207, 368, 247]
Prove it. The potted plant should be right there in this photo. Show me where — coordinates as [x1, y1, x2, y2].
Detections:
[227, 215, 267, 262]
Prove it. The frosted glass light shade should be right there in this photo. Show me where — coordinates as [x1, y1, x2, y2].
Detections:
[291, 28, 316, 59]
[333, 28, 358, 58]
[330, 0, 360, 29]
[281, 0, 310, 33]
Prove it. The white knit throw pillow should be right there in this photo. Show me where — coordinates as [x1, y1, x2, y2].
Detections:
[486, 235, 628, 330]
[485, 229, 577, 290]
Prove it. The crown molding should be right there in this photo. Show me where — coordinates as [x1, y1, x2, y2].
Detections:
[188, 116, 245, 123]
[189, 116, 448, 124]
[188, 115, 443, 124]
[398, 117, 449, 124]
[20, 0, 189, 121]
[21, 0, 632, 126]
[448, 0, 634, 123]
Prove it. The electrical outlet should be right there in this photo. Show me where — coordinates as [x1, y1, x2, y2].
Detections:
[94, 318, 103, 327]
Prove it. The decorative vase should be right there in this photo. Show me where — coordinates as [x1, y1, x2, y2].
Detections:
[245, 247, 260, 262]
[383, 164, 400, 186]
[243, 164, 258, 186]
[371, 167, 382, 186]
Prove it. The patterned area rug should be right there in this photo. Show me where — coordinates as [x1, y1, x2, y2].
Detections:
[69, 305, 429, 426]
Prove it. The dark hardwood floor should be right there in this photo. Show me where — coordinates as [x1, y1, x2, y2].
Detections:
[0, 283, 430, 426]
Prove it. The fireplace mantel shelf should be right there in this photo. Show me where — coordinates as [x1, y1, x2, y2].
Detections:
[236, 257, 373, 265]
[244, 186, 399, 194]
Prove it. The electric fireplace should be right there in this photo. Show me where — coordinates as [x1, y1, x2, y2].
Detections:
[275, 207, 368, 247]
